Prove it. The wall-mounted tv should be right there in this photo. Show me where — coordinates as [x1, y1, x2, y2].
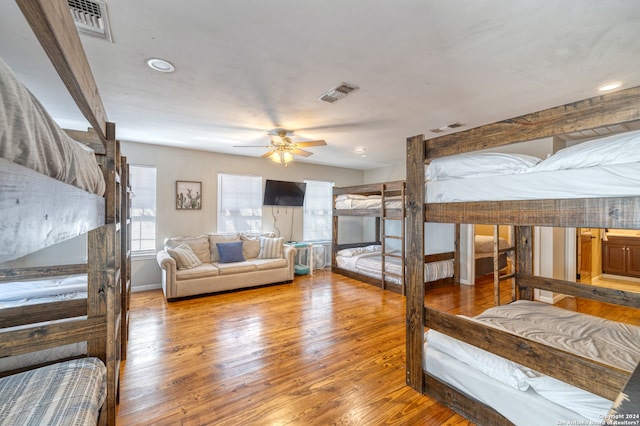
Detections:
[263, 179, 306, 206]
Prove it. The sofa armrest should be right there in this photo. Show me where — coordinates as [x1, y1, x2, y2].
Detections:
[283, 245, 297, 279]
[157, 250, 177, 299]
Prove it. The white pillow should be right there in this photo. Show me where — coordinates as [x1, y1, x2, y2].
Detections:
[426, 152, 541, 181]
[258, 237, 284, 259]
[337, 245, 382, 257]
[533, 129, 640, 172]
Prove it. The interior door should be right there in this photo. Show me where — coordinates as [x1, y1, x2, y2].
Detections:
[577, 228, 593, 282]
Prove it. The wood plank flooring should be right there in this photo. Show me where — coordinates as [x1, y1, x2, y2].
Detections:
[116, 271, 639, 425]
[117, 271, 473, 425]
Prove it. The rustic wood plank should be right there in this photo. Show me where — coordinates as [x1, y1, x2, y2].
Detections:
[15, 0, 108, 145]
[424, 86, 640, 159]
[424, 373, 513, 425]
[333, 180, 405, 196]
[406, 135, 426, 393]
[64, 128, 107, 155]
[331, 266, 403, 294]
[0, 158, 105, 264]
[424, 252, 454, 262]
[424, 306, 629, 400]
[0, 263, 87, 282]
[0, 317, 106, 357]
[425, 197, 640, 228]
[0, 299, 86, 328]
[117, 272, 470, 425]
[517, 274, 640, 308]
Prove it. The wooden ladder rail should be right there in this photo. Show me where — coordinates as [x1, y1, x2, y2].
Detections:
[381, 183, 406, 294]
[493, 224, 516, 306]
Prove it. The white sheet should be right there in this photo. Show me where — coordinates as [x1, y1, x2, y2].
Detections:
[335, 194, 403, 209]
[423, 300, 640, 422]
[426, 161, 640, 202]
[0, 274, 88, 308]
[0, 274, 89, 372]
[336, 249, 453, 283]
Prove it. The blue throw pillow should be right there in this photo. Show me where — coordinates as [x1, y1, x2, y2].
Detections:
[216, 241, 245, 263]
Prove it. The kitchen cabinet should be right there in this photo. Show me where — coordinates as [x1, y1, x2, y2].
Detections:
[602, 236, 640, 278]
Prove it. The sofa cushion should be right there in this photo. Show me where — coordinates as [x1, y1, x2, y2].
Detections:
[258, 237, 284, 259]
[175, 263, 219, 280]
[165, 235, 211, 264]
[240, 234, 261, 259]
[215, 262, 256, 276]
[252, 258, 288, 271]
[217, 241, 245, 263]
[209, 233, 240, 262]
[167, 244, 202, 270]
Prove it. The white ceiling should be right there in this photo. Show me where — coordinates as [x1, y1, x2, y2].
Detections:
[1, 1, 640, 170]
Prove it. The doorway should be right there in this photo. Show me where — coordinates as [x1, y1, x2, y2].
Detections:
[576, 228, 601, 283]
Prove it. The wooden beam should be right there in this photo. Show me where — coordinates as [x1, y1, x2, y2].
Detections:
[0, 300, 87, 328]
[15, 0, 108, 145]
[517, 274, 640, 309]
[425, 197, 640, 229]
[405, 135, 426, 392]
[0, 263, 87, 282]
[424, 86, 640, 159]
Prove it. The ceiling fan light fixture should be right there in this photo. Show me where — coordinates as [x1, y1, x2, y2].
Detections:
[269, 150, 294, 166]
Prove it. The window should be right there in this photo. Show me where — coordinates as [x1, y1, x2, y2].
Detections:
[303, 179, 334, 241]
[217, 173, 262, 232]
[130, 165, 157, 255]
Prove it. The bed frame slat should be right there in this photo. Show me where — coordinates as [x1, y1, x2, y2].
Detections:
[0, 264, 88, 282]
[0, 300, 87, 328]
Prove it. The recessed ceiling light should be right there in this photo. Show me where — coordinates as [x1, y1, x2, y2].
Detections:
[597, 81, 622, 92]
[354, 147, 366, 157]
[147, 58, 175, 73]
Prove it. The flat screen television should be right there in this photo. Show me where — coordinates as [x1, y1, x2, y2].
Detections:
[263, 179, 306, 206]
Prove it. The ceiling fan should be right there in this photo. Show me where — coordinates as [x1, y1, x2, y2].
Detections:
[234, 128, 327, 166]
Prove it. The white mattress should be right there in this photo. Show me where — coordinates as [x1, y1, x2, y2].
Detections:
[426, 162, 640, 202]
[335, 194, 403, 209]
[0, 274, 89, 372]
[0, 274, 88, 308]
[423, 300, 640, 423]
[336, 247, 453, 283]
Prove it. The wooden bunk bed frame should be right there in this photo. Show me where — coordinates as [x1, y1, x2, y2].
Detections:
[0, 0, 131, 424]
[405, 86, 640, 423]
[332, 181, 457, 294]
[332, 181, 407, 293]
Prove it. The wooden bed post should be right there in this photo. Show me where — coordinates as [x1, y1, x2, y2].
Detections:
[515, 226, 534, 300]
[406, 135, 426, 392]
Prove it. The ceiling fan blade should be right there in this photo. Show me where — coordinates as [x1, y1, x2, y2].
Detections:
[294, 140, 327, 148]
[261, 150, 277, 158]
[290, 148, 314, 157]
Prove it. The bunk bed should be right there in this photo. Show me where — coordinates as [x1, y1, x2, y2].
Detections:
[0, 0, 130, 424]
[332, 181, 457, 294]
[405, 86, 640, 424]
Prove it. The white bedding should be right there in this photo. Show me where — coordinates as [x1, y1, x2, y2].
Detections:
[423, 300, 640, 423]
[0, 57, 105, 195]
[336, 245, 453, 283]
[427, 161, 640, 203]
[0, 274, 89, 372]
[335, 194, 403, 210]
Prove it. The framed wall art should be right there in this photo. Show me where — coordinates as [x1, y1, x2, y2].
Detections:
[176, 180, 202, 210]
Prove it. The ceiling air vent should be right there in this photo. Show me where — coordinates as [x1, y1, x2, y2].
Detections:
[430, 122, 464, 133]
[319, 82, 359, 103]
[68, 0, 113, 42]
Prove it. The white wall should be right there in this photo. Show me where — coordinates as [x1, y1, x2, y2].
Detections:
[122, 141, 364, 290]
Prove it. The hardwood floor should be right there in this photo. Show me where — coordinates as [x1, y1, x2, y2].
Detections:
[116, 270, 473, 425]
[116, 271, 639, 425]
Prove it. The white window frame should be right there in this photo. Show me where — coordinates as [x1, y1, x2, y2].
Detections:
[217, 173, 263, 233]
[303, 179, 334, 242]
[130, 165, 157, 256]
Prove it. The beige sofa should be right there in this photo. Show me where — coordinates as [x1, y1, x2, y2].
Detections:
[157, 232, 296, 300]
